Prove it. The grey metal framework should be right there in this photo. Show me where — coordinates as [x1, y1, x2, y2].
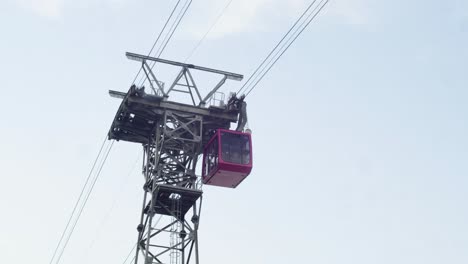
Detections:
[108, 52, 243, 264]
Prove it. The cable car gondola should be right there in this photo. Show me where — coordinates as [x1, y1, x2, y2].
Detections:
[202, 129, 253, 188]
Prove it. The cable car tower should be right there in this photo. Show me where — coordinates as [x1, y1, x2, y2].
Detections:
[108, 52, 252, 264]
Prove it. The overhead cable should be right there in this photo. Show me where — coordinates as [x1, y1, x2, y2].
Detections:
[80, 153, 142, 263]
[53, 140, 115, 264]
[245, 0, 330, 96]
[155, 0, 193, 58]
[237, 0, 318, 95]
[184, 0, 235, 62]
[131, 0, 183, 85]
[48, 135, 107, 264]
[138, 0, 194, 87]
[239, 0, 330, 97]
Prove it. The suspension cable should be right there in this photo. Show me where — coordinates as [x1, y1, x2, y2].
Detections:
[240, 0, 330, 97]
[156, 0, 193, 59]
[138, 0, 194, 87]
[131, 0, 183, 85]
[245, 0, 329, 97]
[47, 135, 107, 264]
[184, 0, 235, 62]
[53, 140, 115, 264]
[237, 0, 318, 95]
[80, 153, 142, 263]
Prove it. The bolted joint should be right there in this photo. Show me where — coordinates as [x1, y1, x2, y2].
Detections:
[186, 170, 197, 181]
[137, 224, 144, 233]
[143, 182, 151, 192]
[191, 215, 199, 224]
[179, 230, 187, 239]
[147, 208, 156, 217]
[145, 256, 153, 264]
[139, 240, 146, 249]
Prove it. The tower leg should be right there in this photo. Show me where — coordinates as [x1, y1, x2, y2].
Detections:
[134, 112, 203, 264]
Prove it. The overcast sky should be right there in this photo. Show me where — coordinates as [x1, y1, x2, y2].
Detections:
[1, 0, 467, 264]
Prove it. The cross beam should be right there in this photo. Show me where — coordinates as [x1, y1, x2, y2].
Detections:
[126, 52, 243, 81]
[126, 52, 243, 106]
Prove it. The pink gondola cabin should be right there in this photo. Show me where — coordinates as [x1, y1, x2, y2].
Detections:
[202, 129, 253, 188]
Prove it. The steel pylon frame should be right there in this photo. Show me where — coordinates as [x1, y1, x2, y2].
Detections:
[135, 111, 203, 264]
[108, 52, 244, 264]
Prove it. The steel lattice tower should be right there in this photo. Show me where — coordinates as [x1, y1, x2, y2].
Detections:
[108, 52, 243, 264]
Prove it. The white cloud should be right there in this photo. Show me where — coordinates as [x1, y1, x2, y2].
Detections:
[17, 0, 64, 18]
[15, 0, 373, 29]
[14, 0, 128, 19]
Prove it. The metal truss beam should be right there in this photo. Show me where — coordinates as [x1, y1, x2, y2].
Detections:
[109, 56, 245, 264]
[126, 52, 243, 81]
[133, 110, 203, 264]
[125, 52, 243, 106]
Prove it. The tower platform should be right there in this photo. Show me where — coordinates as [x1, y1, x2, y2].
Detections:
[144, 184, 203, 219]
[108, 85, 239, 147]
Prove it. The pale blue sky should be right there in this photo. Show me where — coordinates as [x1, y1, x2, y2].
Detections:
[0, 0, 467, 264]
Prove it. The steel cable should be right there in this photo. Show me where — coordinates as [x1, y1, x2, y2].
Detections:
[237, 0, 318, 96]
[184, 0, 235, 62]
[245, 0, 329, 97]
[53, 140, 115, 264]
[131, 0, 183, 85]
[47, 135, 107, 264]
[138, 0, 194, 87]
[239, 0, 330, 97]
[80, 153, 142, 263]
[156, 0, 193, 59]
[50, 1, 194, 262]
